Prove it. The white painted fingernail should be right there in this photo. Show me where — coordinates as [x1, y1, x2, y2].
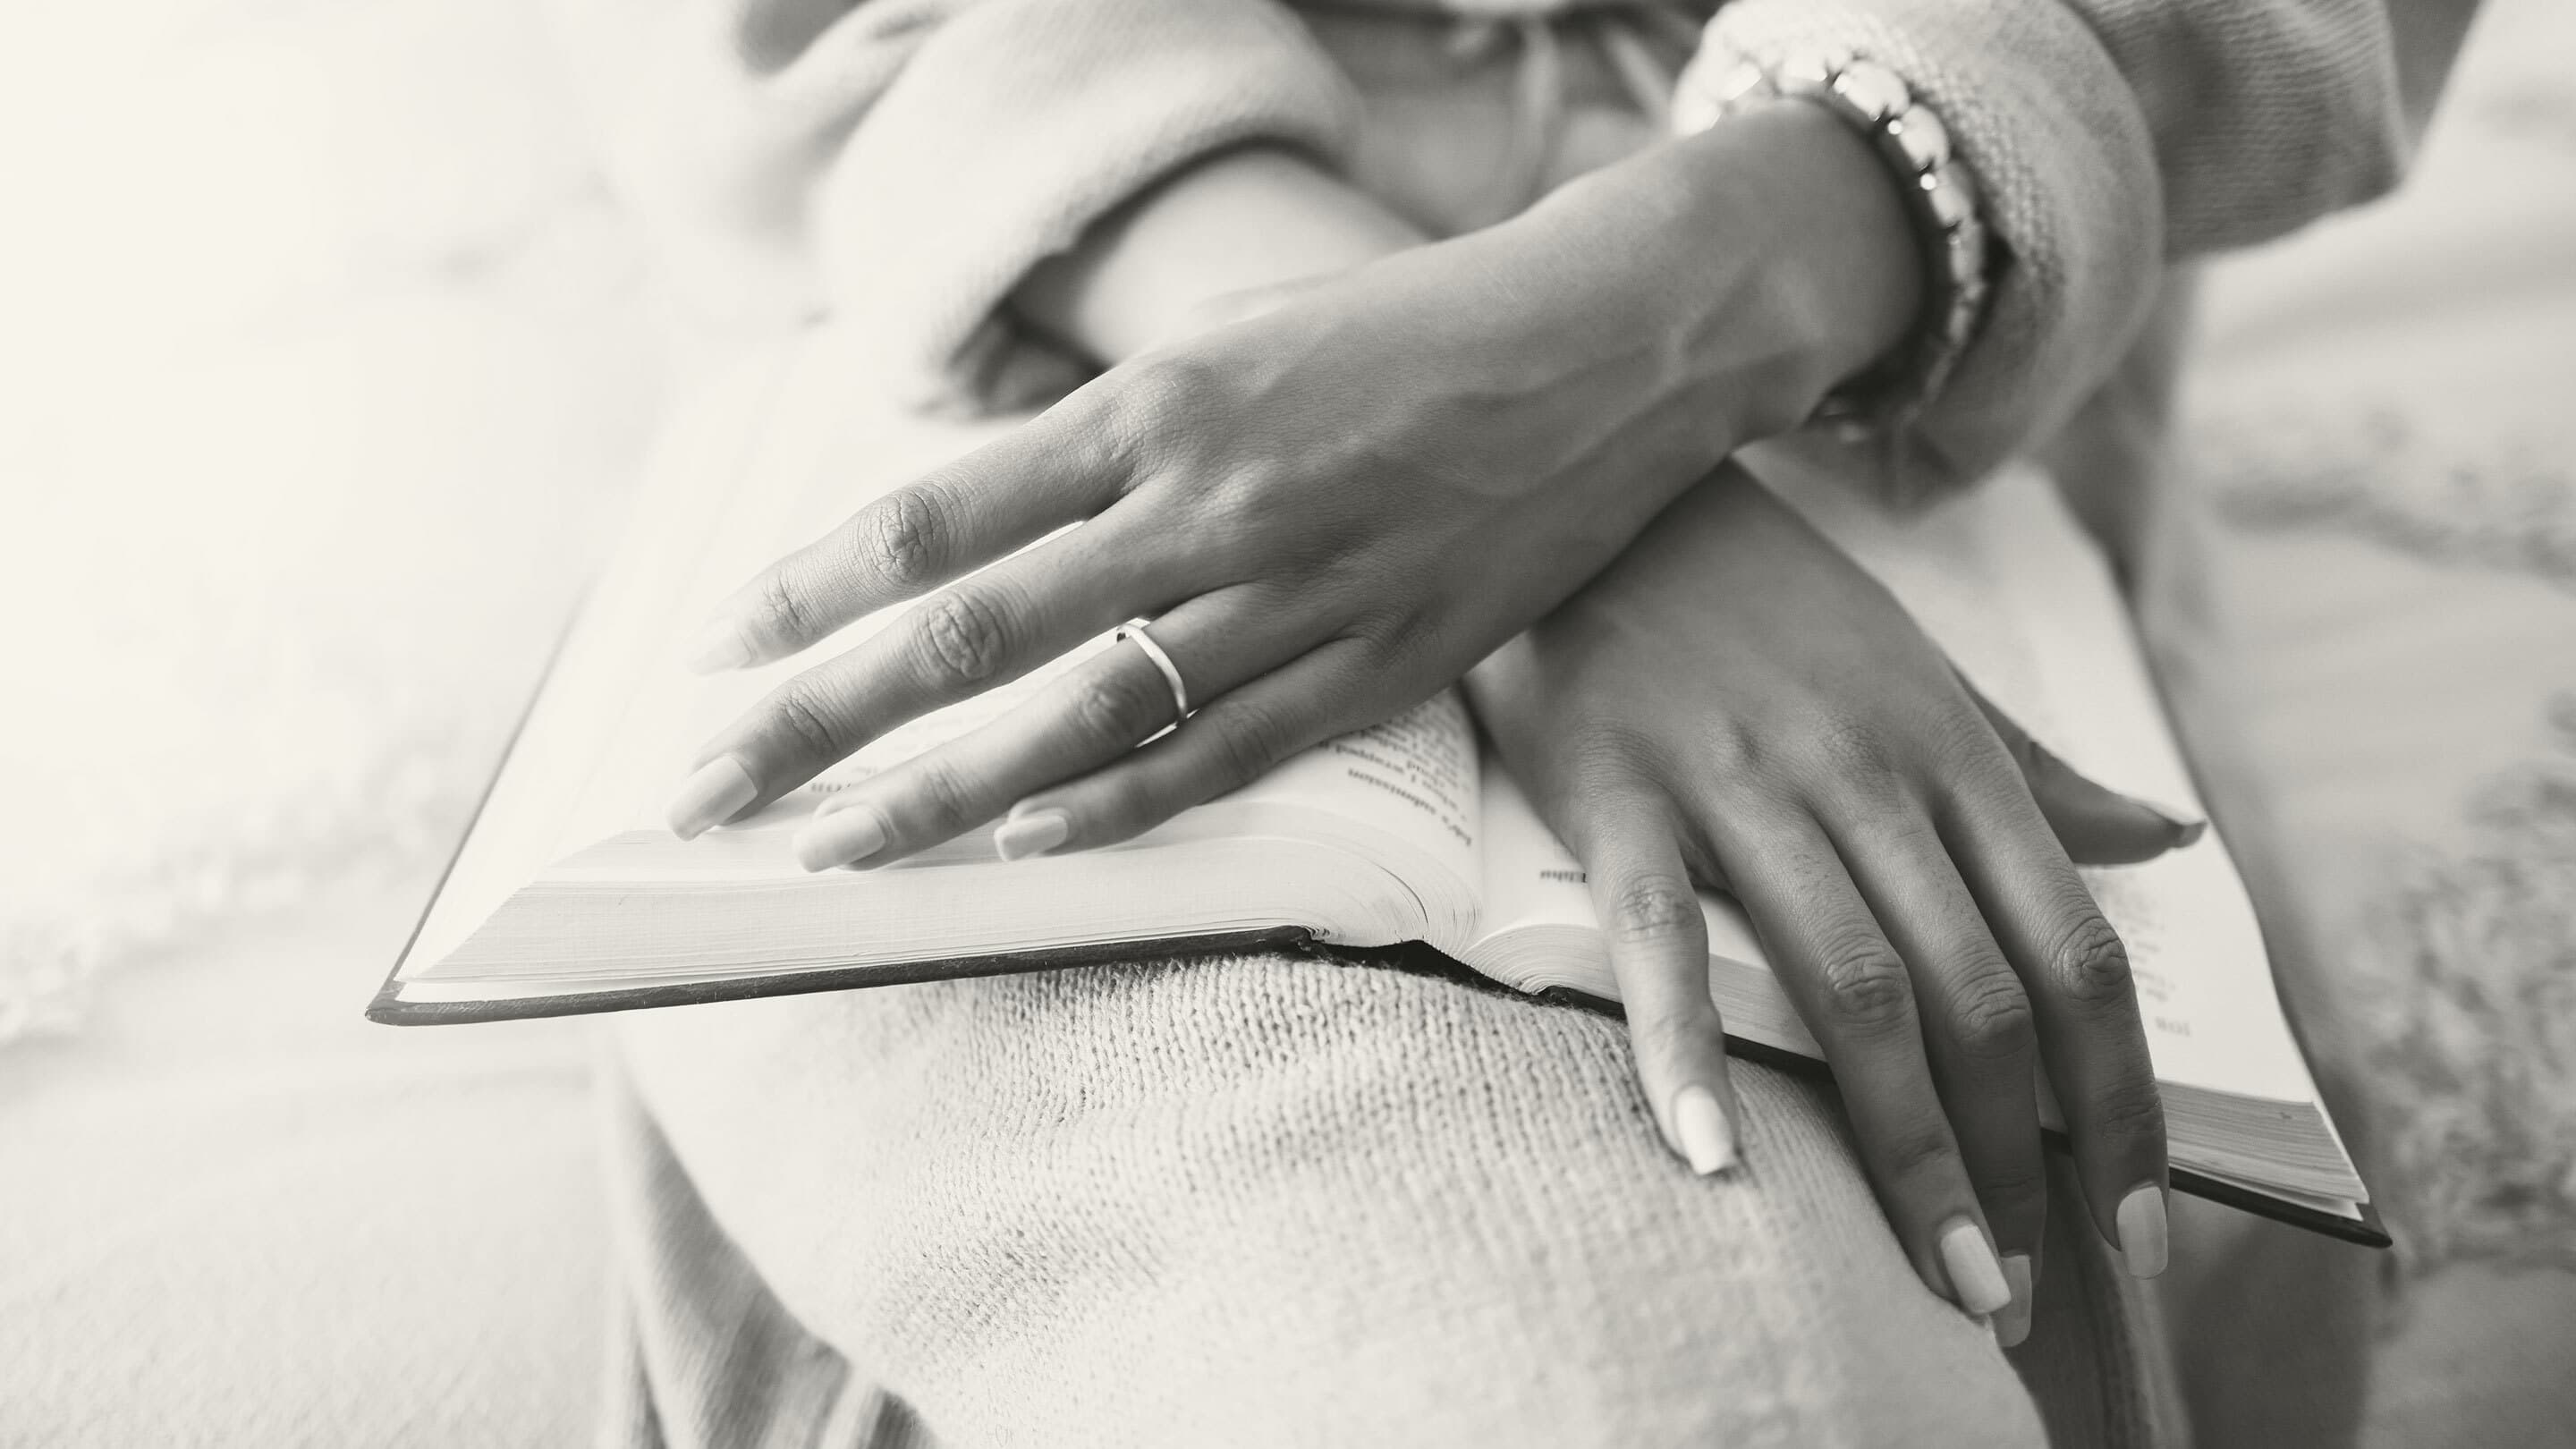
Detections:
[1994, 1253, 2034, 1348]
[1940, 1218, 2012, 1317]
[666, 757, 758, 840]
[993, 809, 1071, 861]
[684, 620, 755, 674]
[2134, 793, 2207, 842]
[793, 805, 886, 871]
[1672, 1084, 1736, 1175]
[2117, 1184, 2169, 1279]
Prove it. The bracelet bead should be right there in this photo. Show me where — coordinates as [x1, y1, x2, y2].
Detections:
[1674, 42, 1995, 433]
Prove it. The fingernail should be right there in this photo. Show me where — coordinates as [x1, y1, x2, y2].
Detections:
[1994, 1253, 2034, 1348]
[2135, 794, 2207, 844]
[794, 805, 886, 871]
[683, 620, 756, 674]
[1671, 1084, 1736, 1175]
[666, 756, 758, 840]
[2117, 1184, 2169, 1278]
[1939, 1218, 2012, 1317]
[993, 809, 1071, 861]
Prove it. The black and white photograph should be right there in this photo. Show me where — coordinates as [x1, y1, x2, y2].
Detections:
[3, 0, 2570, 1444]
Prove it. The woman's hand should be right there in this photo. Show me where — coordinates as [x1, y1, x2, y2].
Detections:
[667, 105, 1923, 858]
[1466, 464, 2195, 1344]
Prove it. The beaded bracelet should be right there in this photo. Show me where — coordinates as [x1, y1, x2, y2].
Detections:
[1674, 45, 1993, 432]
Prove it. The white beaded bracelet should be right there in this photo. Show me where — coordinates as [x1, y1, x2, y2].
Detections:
[1674, 45, 1993, 431]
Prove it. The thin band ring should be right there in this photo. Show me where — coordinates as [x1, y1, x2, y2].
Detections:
[1114, 617, 1191, 724]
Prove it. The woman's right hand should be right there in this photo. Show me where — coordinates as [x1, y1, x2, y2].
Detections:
[1465, 464, 2199, 1345]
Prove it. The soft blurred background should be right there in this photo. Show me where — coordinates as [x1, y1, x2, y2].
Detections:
[0, 0, 2568, 1444]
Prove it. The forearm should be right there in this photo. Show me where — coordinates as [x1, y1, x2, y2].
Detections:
[1468, 99, 1920, 460]
[1013, 146, 1427, 364]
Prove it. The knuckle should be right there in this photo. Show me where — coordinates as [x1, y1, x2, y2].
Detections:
[860, 486, 951, 592]
[903, 757, 983, 833]
[763, 680, 849, 762]
[748, 570, 816, 648]
[2088, 1070, 2169, 1145]
[1944, 967, 2036, 1064]
[1974, 1160, 2050, 1217]
[1114, 352, 1214, 420]
[1097, 357, 1212, 467]
[1610, 877, 1701, 946]
[911, 587, 1015, 689]
[1814, 928, 1914, 1029]
[1064, 664, 1170, 747]
[2047, 912, 2136, 1008]
[1696, 715, 1765, 781]
[1809, 713, 1897, 783]
[1880, 1123, 1959, 1186]
[1809, 722, 1917, 822]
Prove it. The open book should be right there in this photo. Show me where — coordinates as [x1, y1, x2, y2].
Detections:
[380, 331, 2380, 1244]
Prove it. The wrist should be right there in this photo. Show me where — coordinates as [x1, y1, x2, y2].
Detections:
[1746, 102, 1926, 408]
[1527, 102, 1919, 444]
[1685, 103, 1924, 435]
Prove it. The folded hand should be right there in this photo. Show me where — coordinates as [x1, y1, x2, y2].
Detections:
[666, 113, 1911, 862]
[1468, 464, 2192, 1343]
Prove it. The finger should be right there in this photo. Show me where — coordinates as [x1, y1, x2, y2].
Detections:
[1824, 796, 2047, 1346]
[1961, 677, 2204, 866]
[1941, 785, 2171, 1280]
[669, 512, 1210, 838]
[1566, 783, 1741, 1177]
[1001, 637, 1378, 852]
[1716, 804, 2012, 1319]
[689, 394, 1133, 671]
[789, 588, 1306, 869]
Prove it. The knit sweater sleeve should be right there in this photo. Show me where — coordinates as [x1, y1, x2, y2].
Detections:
[547, 0, 1358, 402]
[1702, 0, 2477, 496]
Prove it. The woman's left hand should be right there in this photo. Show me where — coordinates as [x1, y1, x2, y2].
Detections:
[668, 106, 1921, 860]
[1467, 463, 2190, 1341]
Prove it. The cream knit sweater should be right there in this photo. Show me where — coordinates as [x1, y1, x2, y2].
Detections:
[547, 0, 2471, 490]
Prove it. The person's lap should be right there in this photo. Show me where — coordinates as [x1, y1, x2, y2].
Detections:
[610, 946, 2173, 1446]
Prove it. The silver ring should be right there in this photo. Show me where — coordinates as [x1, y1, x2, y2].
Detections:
[1114, 617, 1191, 723]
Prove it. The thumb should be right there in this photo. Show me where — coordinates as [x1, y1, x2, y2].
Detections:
[1961, 675, 2205, 866]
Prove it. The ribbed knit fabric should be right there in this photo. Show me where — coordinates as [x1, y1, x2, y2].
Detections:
[606, 953, 2185, 1446]
[1704, 0, 2450, 496]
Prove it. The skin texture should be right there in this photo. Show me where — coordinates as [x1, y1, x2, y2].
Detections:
[681, 107, 1919, 844]
[1467, 466, 2189, 1340]
[672, 109, 2185, 1323]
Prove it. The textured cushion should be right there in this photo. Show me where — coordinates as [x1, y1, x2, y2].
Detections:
[2136, 0, 2576, 1439]
[2144, 0, 2576, 1276]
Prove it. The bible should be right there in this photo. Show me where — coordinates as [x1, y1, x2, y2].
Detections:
[377, 332, 2380, 1244]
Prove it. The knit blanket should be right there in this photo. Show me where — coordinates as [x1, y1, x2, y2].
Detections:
[2157, 0, 2576, 1273]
